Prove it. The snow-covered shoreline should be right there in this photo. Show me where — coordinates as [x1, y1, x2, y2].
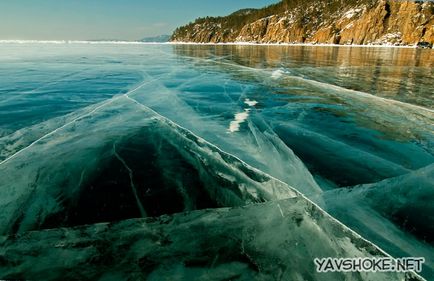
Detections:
[0, 40, 163, 45]
[168, 41, 428, 49]
[1, 39, 432, 49]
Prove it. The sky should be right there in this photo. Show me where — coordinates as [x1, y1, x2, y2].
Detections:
[0, 0, 278, 41]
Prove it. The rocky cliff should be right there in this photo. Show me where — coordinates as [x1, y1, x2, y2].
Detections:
[171, 0, 434, 46]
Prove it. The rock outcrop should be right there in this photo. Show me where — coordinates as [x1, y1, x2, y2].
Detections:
[171, 0, 434, 46]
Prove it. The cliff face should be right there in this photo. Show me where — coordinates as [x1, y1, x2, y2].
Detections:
[171, 0, 434, 45]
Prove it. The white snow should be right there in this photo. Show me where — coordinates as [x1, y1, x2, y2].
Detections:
[0, 40, 168, 45]
[1, 40, 418, 49]
[271, 69, 285, 79]
[169, 41, 417, 48]
[244, 98, 258, 107]
[343, 8, 362, 19]
[228, 109, 250, 133]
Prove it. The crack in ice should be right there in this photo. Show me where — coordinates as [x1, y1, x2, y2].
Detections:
[190, 56, 434, 114]
[0, 68, 94, 106]
[277, 203, 285, 218]
[113, 143, 147, 218]
[0, 77, 158, 166]
[123, 94, 415, 269]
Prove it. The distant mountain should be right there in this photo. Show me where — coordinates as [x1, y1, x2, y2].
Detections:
[171, 0, 434, 46]
[141, 35, 171, 43]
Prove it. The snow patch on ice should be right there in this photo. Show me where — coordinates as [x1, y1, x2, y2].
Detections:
[229, 99, 258, 132]
[244, 98, 258, 107]
[229, 109, 250, 133]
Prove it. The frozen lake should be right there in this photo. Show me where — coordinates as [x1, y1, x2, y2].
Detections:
[0, 43, 432, 280]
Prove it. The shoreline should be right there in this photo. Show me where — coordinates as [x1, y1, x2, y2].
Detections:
[0, 40, 156, 45]
[168, 41, 433, 49]
[1, 40, 433, 49]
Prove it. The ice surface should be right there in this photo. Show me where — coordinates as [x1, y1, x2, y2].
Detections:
[0, 197, 424, 281]
[346, 164, 434, 240]
[0, 95, 301, 234]
[324, 164, 434, 275]
[0, 43, 432, 280]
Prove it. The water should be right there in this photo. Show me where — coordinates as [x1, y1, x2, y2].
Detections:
[0, 42, 432, 280]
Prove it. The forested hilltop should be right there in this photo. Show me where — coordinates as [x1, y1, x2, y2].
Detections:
[171, 0, 434, 46]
